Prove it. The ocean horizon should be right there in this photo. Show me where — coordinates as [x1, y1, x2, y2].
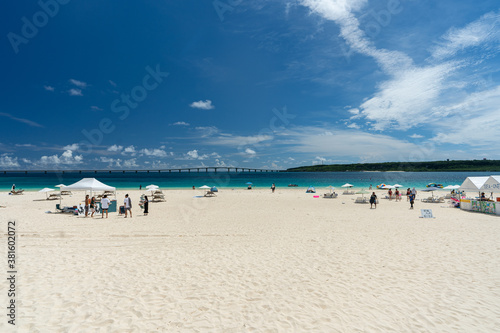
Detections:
[0, 171, 493, 191]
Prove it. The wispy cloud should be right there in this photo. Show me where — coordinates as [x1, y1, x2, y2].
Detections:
[0, 112, 44, 128]
[68, 88, 83, 96]
[69, 79, 87, 88]
[190, 99, 215, 110]
[44, 85, 54, 91]
[172, 121, 190, 126]
[91, 106, 103, 111]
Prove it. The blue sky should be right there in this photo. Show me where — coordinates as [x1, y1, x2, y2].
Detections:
[1, 0, 500, 170]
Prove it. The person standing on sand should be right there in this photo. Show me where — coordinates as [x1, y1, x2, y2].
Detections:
[271, 183, 276, 193]
[388, 189, 393, 200]
[124, 194, 132, 218]
[370, 192, 377, 209]
[90, 196, 96, 218]
[406, 188, 411, 201]
[139, 185, 142, 190]
[395, 189, 400, 201]
[410, 193, 415, 209]
[84, 194, 90, 217]
[101, 195, 110, 218]
[143, 195, 149, 216]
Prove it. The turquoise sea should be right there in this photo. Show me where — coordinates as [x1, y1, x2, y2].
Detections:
[0, 171, 493, 191]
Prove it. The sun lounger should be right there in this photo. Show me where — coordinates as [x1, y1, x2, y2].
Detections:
[342, 190, 355, 195]
[152, 193, 166, 202]
[47, 193, 60, 200]
[323, 193, 338, 198]
[204, 191, 217, 197]
[354, 197, 368, 204]
[10, 189, 24, 195]
[60, 190, 72, 195]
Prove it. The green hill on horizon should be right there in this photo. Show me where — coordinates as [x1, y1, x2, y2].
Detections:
[286, 160, 500, 172]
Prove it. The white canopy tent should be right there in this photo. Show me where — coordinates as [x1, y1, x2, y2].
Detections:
[459, 177, 489, 195]
[480, 175, 500, 192]
[62, 178, 116, 197]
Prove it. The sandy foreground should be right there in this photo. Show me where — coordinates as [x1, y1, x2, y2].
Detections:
[0, 188, 499, 332]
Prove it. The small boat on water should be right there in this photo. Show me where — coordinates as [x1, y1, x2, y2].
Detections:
[288, 184, 298, 187]
[426, 183, 443, 188]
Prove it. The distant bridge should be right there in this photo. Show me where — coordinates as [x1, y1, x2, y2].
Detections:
[1, 167, 284, 174]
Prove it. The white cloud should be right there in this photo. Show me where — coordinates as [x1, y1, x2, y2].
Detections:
[109, 80, 117, 87]
[69, 79, 87, 88]
[44, 85, 54, 91]
[185, 149, 209, 160]
[278, 126, 423, 162]
[245, 148, 256, 155]
[189, 99, 215, 110]
[195, 126, 219, 137]
[107, 145, 123, 152]
[172, 121, 190, 126]
[122, 145, 136, 155]
[140, 148, 167, 157]
[204, 134, 273, 147]
[0, 112, 44, 128]
[360, 63, 459, 130]
[0, 154, 19, 168]
[39, 150, 83, 166]
[68, 89, 83, 96]
[123, 158, 138, 168]
[63, 143, 79, 151]
[91, 106, 103, 111]
[99, 157, 122, 167]
[431, 11, 500, 60]
[409, 134, 424, 139]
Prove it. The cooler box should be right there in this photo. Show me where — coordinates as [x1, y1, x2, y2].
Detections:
[496, 197, 500, 202]
[108, 200, 117, 212]
[119, 205, 125, 214]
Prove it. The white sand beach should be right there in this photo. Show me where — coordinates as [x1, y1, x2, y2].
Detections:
[1, 188, 499, 332]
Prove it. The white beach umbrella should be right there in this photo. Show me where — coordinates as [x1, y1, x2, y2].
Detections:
[421, 187, 438, 197]
[39, 188, 54, 199]
[442, 185, 460, 190]
[146, 184, 159, 190]
[199, 185, 211, 189]
[341, 183, 353, 188]
[393, 184, 403, 188]
[356, 189, 370, 198]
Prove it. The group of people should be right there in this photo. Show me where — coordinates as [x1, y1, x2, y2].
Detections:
[369, 187, 417, 209]
[81, 193, 149, 219]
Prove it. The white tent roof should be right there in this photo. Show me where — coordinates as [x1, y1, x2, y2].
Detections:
[459, 177, 489, 192]
[480, 175, 500, 192]
[62, 178, 116, 191]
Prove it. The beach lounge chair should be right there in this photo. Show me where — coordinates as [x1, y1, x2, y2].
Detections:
[60, 190, 72, 195]
[47, 193, 60, 200]
[342, 190, 355, 195]
[10, 189, 24, 195]
[152, 193, 166, 202]
[323, 193, 338, 198]
[355, 197, 368, 204]
[204, 191, 217, 197]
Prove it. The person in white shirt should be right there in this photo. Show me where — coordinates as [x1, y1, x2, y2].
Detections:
[101, 195, 111, 219]
[124, 194, 132, 218]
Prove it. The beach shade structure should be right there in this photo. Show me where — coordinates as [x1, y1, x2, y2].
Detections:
[39, 188, 54, 199]
[55, 184, 66, 205]
[146, 184, 159, 190]
[306, 186, 316, 193]
[210, 186, 218, 193]
[326, 186, 335, 193]
[421, 187, 438, 197]
[62, 178, 116, 198]
[480, 175, 500, 192]
[341, 183, 354, 188]
[459, 177, 489, 195]
[246, 182, 253, 189]
[355, 189, 370, 198]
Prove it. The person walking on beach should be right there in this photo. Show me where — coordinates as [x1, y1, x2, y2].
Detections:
[124, 194, 132, 218]
[84, 194, 90, 217]
[139, 184, 142, 190]
[395, 189, 400, 201]
[143, 195, 149, 216]
[370, 192, 377, 209]
[271, 183, 276, 193]
[406, 188, 411, 201]
[388, 188, 393, 200]
[101, 195, 110, 218]
[410, 193, 415, 209]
